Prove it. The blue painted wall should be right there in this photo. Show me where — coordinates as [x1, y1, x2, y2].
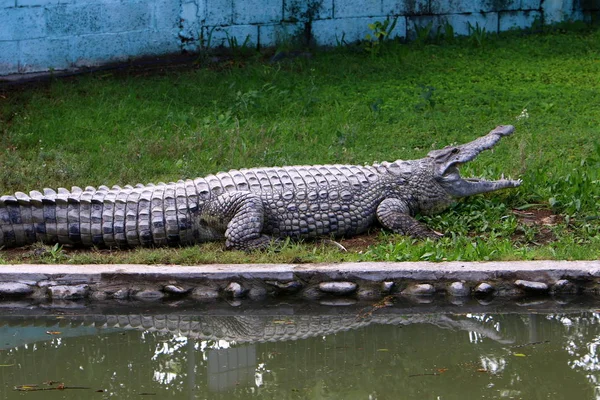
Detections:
[0, 0, 598, 76]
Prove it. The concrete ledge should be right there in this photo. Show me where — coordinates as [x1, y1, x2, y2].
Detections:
[0, 261, 599, 303]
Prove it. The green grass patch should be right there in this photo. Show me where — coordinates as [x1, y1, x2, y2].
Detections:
[1, 25, 600, 263]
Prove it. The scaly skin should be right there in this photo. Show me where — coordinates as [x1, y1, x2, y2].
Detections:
[0, 125, 521, 251]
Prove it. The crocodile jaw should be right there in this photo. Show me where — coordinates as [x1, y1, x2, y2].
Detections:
[430, 125, 521, 198]
[438, 165, 521, 198]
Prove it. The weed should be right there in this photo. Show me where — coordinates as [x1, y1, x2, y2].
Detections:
[468, 22, 489, 47]
[363, 17, 399, 57]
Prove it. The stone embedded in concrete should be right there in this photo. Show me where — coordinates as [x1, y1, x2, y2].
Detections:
[164, 285, 190, 295]
[319, 281, 357, 295]
[447, 281, 470, 297]
[402, 283, 435, 296]
[357, 287, 381, 300]
[248, 286, 268, 300]
[381, 281, 395, 293]
[514, 279, 549, 293]
[265, 280, 303, 293]
[47, 284, 90, 300]
[0, 282, 34, 296]
[475, 282, 495, 295]
[301, 286, 323, 300]
[225, 282, 248, 298]
[90, 291, 109, 301]
[190, 286, 220, 300]
[133, 289, 165, 300]
[551, 279, 578, 294]
[112, 288, 130, 300]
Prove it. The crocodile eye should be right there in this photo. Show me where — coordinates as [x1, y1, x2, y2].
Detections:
[451, 148, 459, 154]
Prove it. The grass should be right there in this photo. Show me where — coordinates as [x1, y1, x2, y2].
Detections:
[1, 24, 600, 264]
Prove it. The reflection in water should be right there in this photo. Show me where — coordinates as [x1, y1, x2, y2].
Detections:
[0, 307, 599, 399]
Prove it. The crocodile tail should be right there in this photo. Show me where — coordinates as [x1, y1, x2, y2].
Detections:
[0, 180, 202, 249]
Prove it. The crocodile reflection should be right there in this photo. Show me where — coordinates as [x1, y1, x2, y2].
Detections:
[0, 312, 514, 350]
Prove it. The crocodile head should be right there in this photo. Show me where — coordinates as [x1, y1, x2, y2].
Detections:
[427, 125, 522, 198]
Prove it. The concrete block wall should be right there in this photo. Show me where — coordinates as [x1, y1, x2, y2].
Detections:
[0, 0, 598, 76]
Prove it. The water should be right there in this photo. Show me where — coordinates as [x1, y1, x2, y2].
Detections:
[0, 299, 599, 399]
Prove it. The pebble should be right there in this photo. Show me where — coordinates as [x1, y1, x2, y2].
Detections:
[164, 285, 190, 295]
[265, 280, 303, 293]
[47, 284, 89, 300]
[225, 282, 248, 298]
[552, 279, 578, 294]
[0, 282, 33, 296]
[318, 282, 357, 295]
[402, 283, 435, 296]
[514, 279, 549, 292]
[447, 281, 470, 297]
[132, 290, 165, 300]
[190, 287, 220, 300]
[381, 281, 395, 293]
[474, 282, 495, 295]
[320, 299, 357, 306]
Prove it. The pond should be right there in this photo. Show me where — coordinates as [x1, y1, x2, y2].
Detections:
[0, 298, 599, 399]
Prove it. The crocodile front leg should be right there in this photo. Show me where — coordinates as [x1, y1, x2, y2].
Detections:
[376, 198, 442, 240]
[202, 192, 273, 251]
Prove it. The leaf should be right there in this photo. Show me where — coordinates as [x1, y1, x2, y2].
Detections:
[513, 353, 527, 357]
[46, 331, 61, 335]
[376, 348, 389, 352]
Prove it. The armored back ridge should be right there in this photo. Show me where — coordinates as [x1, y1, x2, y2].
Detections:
[0, 126, 521, 251]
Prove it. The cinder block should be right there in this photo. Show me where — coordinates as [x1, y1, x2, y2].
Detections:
[19, 37, 70, 73]
[499, 10, 541, 30]
[71, 33, 130, 67]
[204, 24, 258, 47]
[259, 22, 304, 47]
[100, 0, 152, 33]
[234, 0, 281, 24]
[312, 16, 406, 46]
[284, 0, 333, 21]
[154, 0, 182, 30]
[383, 0, 429, 15]
[45, 3, 103, 36]
[431, 0, 518, 14]
[334, 0, 383, 18]
[521, 0, 542, 10]
[179, 1, 202, 45]
[17, 0, 59, 6]
[0, 7, 46, 40]
[126, 29, 181, 57]
[445, 12, 499, 35]
[542, 0, 575, 24]
[0, 40, 19, 75]
[205, 0, 232, 25]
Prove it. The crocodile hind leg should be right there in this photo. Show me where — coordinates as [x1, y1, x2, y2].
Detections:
[376, 198, 443, 240]
[202, 192, 273, 251]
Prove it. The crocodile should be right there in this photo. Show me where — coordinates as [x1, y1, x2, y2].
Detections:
[0, 125, 520, 251]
